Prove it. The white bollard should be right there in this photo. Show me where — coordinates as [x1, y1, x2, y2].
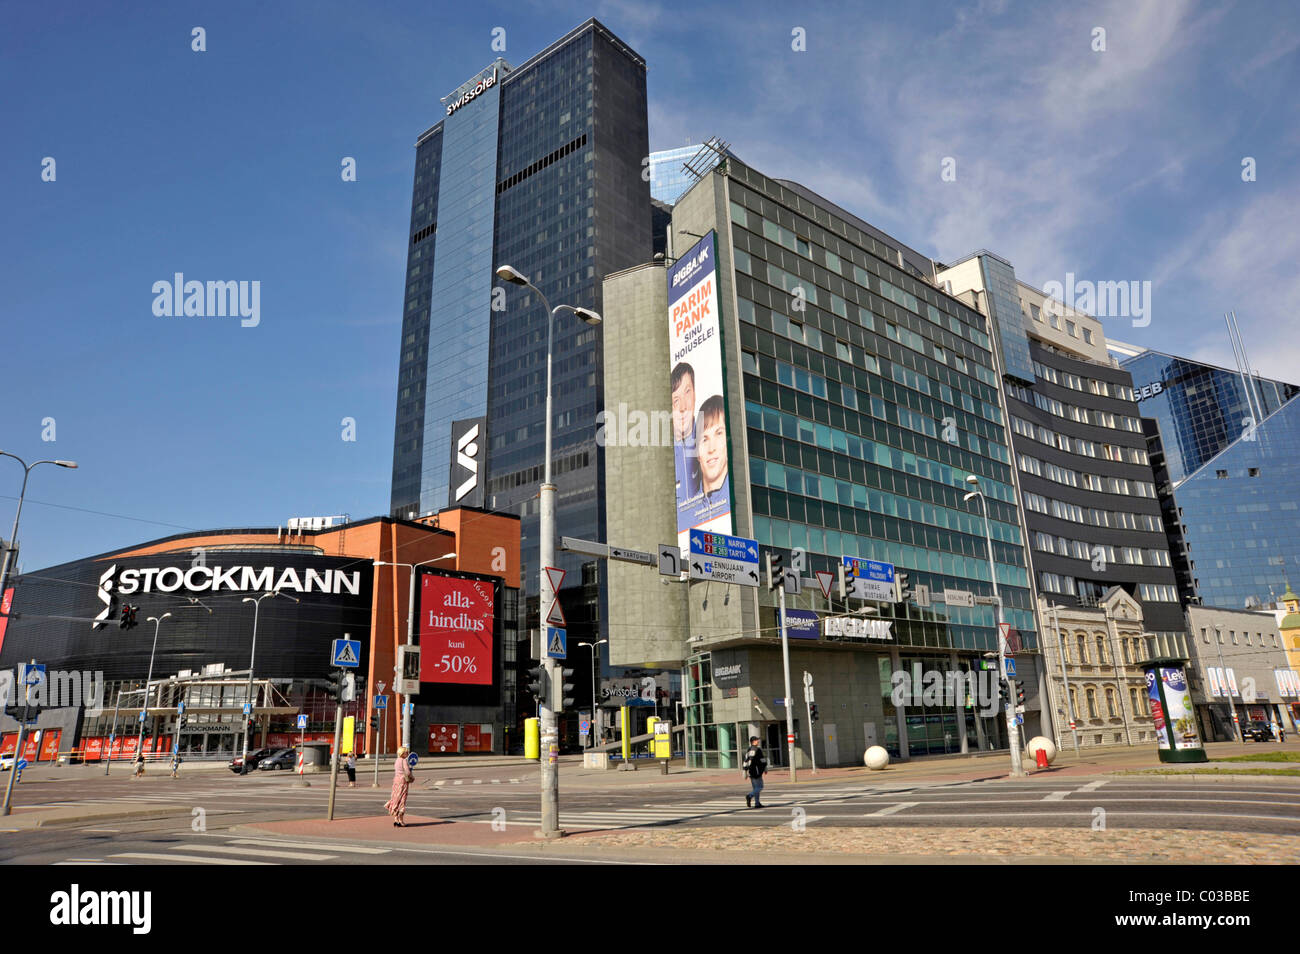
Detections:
[864, 746, 890, 770]
[1026, 736, 1058, 765]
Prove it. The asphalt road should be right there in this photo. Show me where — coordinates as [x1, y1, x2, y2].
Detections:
[2, 760, 1298, 864]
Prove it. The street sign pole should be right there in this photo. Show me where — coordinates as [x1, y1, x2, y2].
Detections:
[778, 586, 796, 783]
[803, 679, 817, 775]
[326, 671, 344, 821]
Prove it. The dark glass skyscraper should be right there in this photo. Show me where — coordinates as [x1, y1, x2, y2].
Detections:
[389, 20, 652, 611]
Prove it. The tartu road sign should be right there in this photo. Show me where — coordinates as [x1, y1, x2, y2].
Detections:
[688, 531, 760, 587]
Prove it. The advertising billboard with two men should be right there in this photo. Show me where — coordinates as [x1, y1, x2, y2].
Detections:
[668, 230, 734, 551]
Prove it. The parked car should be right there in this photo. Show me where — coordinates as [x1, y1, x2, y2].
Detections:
[228, 748, 274, 774]
[0, 755, 16, 772]
[257, 748, 299, 771]
[1245, 721, 1275, 742]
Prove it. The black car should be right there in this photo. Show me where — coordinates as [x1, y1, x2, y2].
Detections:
[1246, 721, 1275, 742]
[229, 748, 273, 774]
[257, 748, 299, 771]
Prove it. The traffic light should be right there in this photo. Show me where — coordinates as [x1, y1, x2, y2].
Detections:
[894, 572, 911, 603]
[326, 669, 345, 700]
[809, 702, 819, 723]
[766, 552, 783, 591]
[561, 668, 575, 710]
[998, 678, 1010, 709]
[118, 604, 139, 630]
[369, 713, 379, 732]
[1015, 683, 1025, 707]
[525, 665, 547, 702]
[341, 672, 356, 703]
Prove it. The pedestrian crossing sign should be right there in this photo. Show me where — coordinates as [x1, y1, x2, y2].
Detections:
[546, 626, 567, 660]
[331, 638, 361, 668]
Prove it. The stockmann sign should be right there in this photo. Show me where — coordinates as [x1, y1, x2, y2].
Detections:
[93, 563, 362, 628]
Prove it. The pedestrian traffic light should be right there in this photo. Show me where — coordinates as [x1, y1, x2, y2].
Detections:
[894, 572, 911, 603]
[766, 552, 783, 591]
[525, 665, 547, 702]
[326, 669, 345, 700]
[810, 703, 819, 723]
[561, 668, 575, 710]
[1015, 683, 1025, 707]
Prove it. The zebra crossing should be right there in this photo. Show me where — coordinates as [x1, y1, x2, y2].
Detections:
[54, 836, 392, 866]
[472, 795, 824, 830]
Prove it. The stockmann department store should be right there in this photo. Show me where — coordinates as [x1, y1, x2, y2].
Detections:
[602, 154, 1046, 768]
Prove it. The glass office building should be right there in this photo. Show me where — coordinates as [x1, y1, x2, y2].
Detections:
[388, 19, 653, 615]
[1159, 393, 1300, 610]
[605, 157, 1043, 764]
[937, 259, 1186, 637]
[647, 144, 704, 204]
[1114, 347, 1298, 486]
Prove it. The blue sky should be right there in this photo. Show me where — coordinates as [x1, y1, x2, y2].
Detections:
[3, 0, 1298, 571]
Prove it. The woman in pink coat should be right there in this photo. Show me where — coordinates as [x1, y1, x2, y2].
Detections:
[384, 746, 414, 827]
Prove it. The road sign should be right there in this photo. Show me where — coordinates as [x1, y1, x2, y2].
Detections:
[842, 557, 895, 600]
[1015, 714, 1024, 726]
[943, 588, 975, 607]
[297, 714, 308, 729]
[1004, 658, 1017, 677]
[914, 583, 931, 607]
[802, 671, 813, 688]
[407, 753, 418, 767]
[815, 571, 835, 600]
[243, 702, 252, 715]
[658, 544, 683, 578]
[177, 701, 185, 715]
[579, 717, 591, 734]
[544, 566, 567, 626]
[1015, 705, 1025, 714]
[138, 711, 146, 722]
[373, 695, 388, 709]
[775, 698, 785, 706]
[546, 626, 567, 660]
[22, 664, 46, 688]
[331, 638, 361, 668]
[974, 594, 997, 605]
[688, 531, 760, 586]
[609, 545, 653, 565]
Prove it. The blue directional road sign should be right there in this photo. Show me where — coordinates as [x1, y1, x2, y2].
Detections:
[546, 626, 567, 660]
[1015, 714, 1024, 727]
[331, 638, 361, 668]
[841, 557, 895, 600]
[1004, 658, 1017, 677]
[688, 531, 761, 587]
[407, 753, 419, 768]
[297, 714, 308, 729]
[373, 695, 388, 709]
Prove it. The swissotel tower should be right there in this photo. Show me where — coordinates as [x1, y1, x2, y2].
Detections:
[388, 20, 652, 613]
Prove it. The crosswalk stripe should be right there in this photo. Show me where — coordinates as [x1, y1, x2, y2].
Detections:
[1043, 792, 1070, 801]
[225, 838, 391, 855]
[110, 852, 271, 865]
[173, 844, 336, 861]
[1079, 780, 1107, 791]
[869, 802, 917, 816]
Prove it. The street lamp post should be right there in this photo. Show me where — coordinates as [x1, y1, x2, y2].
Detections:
[964, 475, 1025, 777]
[135, 613, 172, 761]
[577, 640, 607, 748]
[373, 553, 456, 751]
[0, 452, 77, 615]
[1051, 602, 1081, 757]
[238, 591, 299, 774]
[497, 263, 601, 839]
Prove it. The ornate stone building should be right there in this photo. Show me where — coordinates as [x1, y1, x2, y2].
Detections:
[1038, 587, 1155, 749]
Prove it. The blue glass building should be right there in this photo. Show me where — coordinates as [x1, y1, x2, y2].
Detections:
[1114, 346, 1298, 485]
[647, 144, 704, 204]
[388, 19, 653, 599]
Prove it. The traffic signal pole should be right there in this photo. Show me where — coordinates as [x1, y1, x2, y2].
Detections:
[326, 672, 344, 821]
[777, 582, 796, 783]
[803, 671, 817, 775]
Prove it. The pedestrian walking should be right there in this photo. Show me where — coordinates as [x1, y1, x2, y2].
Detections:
[345, 751, 357, 787]
[384, 746, 413, 827]
[742, 736, 766, 808]
[132, 751, 145, 779]
[170, 752, 182, 779]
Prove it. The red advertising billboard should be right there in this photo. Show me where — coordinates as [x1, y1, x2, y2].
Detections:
[428, 723, 460, 753]
[0, 587, 13, 656]
[39, 730, 61, 762]
[462, 723, 493, 753]
[419, 574, 494, 686]
[83, 737, 104, 761]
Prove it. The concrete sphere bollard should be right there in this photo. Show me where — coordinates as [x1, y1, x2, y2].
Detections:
[864, 745, 890, 770]
[1026, 736, 1058, 765]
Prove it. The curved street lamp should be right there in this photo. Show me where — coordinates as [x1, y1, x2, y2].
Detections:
[136, 613, 172, 758]
[237, 590, 299, 773]
[495, 264, 601, 838]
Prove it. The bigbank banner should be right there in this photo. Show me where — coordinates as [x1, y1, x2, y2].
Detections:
[668, 230, 733, 551]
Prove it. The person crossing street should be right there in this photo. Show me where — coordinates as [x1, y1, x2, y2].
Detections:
[743, 736, 767, 808]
